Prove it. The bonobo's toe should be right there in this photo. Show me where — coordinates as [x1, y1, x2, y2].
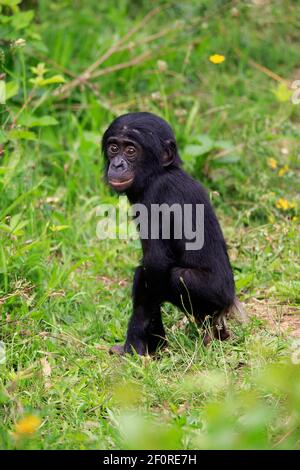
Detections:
[109, 344, 125, 355]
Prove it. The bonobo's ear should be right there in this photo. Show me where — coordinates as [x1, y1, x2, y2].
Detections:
[162, 139, 176, 167]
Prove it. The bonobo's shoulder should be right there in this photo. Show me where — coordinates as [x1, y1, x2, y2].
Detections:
[147, 168, 210, 205]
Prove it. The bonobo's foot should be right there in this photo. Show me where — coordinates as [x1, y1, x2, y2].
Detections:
[203, 329, 230, 346]
[109, 344, 125, 355]
[109, 336, 167, 356]
[109, 340, 147, 356]
[203, 313, 230, 346]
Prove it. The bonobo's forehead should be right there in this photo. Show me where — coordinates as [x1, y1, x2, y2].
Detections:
[110, 124, 141, 135]
[107, 129, 148, 151]
[110, 124, 149, 139]
[107, 136, 140, 147]
[104, 112, 176, 141]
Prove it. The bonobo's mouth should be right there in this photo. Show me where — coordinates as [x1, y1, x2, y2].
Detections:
[109, 177, 134, 191]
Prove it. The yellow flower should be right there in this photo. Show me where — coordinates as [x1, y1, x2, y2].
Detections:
[275, 198, 296, 211]
[278, 164, 289, 177]
[14, 415, 41, 437]
[209, 54, 225, 64]
[267, 158, 278, 169]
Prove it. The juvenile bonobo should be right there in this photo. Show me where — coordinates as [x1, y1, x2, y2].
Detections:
[102, 112, 241, 356]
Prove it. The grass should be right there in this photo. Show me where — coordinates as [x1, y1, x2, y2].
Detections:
[0, 0, 300, 450]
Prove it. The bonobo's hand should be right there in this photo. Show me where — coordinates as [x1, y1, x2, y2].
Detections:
[109, 339, 147, 356]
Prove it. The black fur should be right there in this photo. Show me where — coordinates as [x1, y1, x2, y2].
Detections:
[102, 112, 235, 355]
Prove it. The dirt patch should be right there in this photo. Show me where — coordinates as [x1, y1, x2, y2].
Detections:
[246, 299, 300, 337]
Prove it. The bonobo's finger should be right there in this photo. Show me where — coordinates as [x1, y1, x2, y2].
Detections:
[109, 344, 125, 355]
[203, 332, 213, 346]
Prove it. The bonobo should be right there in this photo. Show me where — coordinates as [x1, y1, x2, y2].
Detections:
[102, 112, 242, 355]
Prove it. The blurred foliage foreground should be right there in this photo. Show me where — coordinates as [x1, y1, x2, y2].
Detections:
[0, 0, 300, 450]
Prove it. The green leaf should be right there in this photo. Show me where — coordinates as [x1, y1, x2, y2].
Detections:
[10, 213, 28, 234]
[184, 144, 210, 157]
[11, 10, 34, 30]
[0, 223, 11, 233]
[50, 225, 70, 232]
[30, 310, 44, 320]
[4, 217, 29, 236]
[31, 62, 48, 77]
[0, 180, 44, 222]
[41, 74, 66, 85]
[19, 115, 58, 127]
[184, 135, 214, 157]
[0, 0, 22, 7]
[185, 101, 200, 134]
[214, 140, 234, 151]
[236, 274, 253, 290]
[0, 130, 8, 144]
[214, 154, 240, 164]
[83, 131, 101, 145]
[5, 80, 19, 100]
[6, 129, 37, 141]
[0, 81, 5, 104]
[272, 83, 292, 102]
[29, 74, 65, 87]
[196, 134, 214, 149]
[0, 388, 9, 405]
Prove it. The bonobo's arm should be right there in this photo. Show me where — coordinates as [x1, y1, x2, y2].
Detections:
[110, 237, 173, 356]
[111, 266, 166, 356]
[141, 236, 175, 294]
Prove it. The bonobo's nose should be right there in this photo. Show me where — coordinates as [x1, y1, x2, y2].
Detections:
[112, 157, 126, 171]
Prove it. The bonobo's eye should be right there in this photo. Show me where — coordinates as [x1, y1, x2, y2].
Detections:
[108, 143, 119, 154]
[125, 146, 136, 158]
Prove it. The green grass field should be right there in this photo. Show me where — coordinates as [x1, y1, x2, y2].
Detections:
[0, 0, 300, 449]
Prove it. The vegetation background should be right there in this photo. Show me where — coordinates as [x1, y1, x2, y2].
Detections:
[0, 0, 299, 450]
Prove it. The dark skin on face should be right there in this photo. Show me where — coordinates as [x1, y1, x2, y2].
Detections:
[107, 137, 141, 192]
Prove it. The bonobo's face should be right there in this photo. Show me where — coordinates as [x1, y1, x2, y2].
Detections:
[103, 112, 182, 195]
[106, 136, 141, 192]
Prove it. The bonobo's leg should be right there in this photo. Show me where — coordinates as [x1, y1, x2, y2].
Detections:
[110, 266, 166, 356]
[169, 266, 233, 342]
